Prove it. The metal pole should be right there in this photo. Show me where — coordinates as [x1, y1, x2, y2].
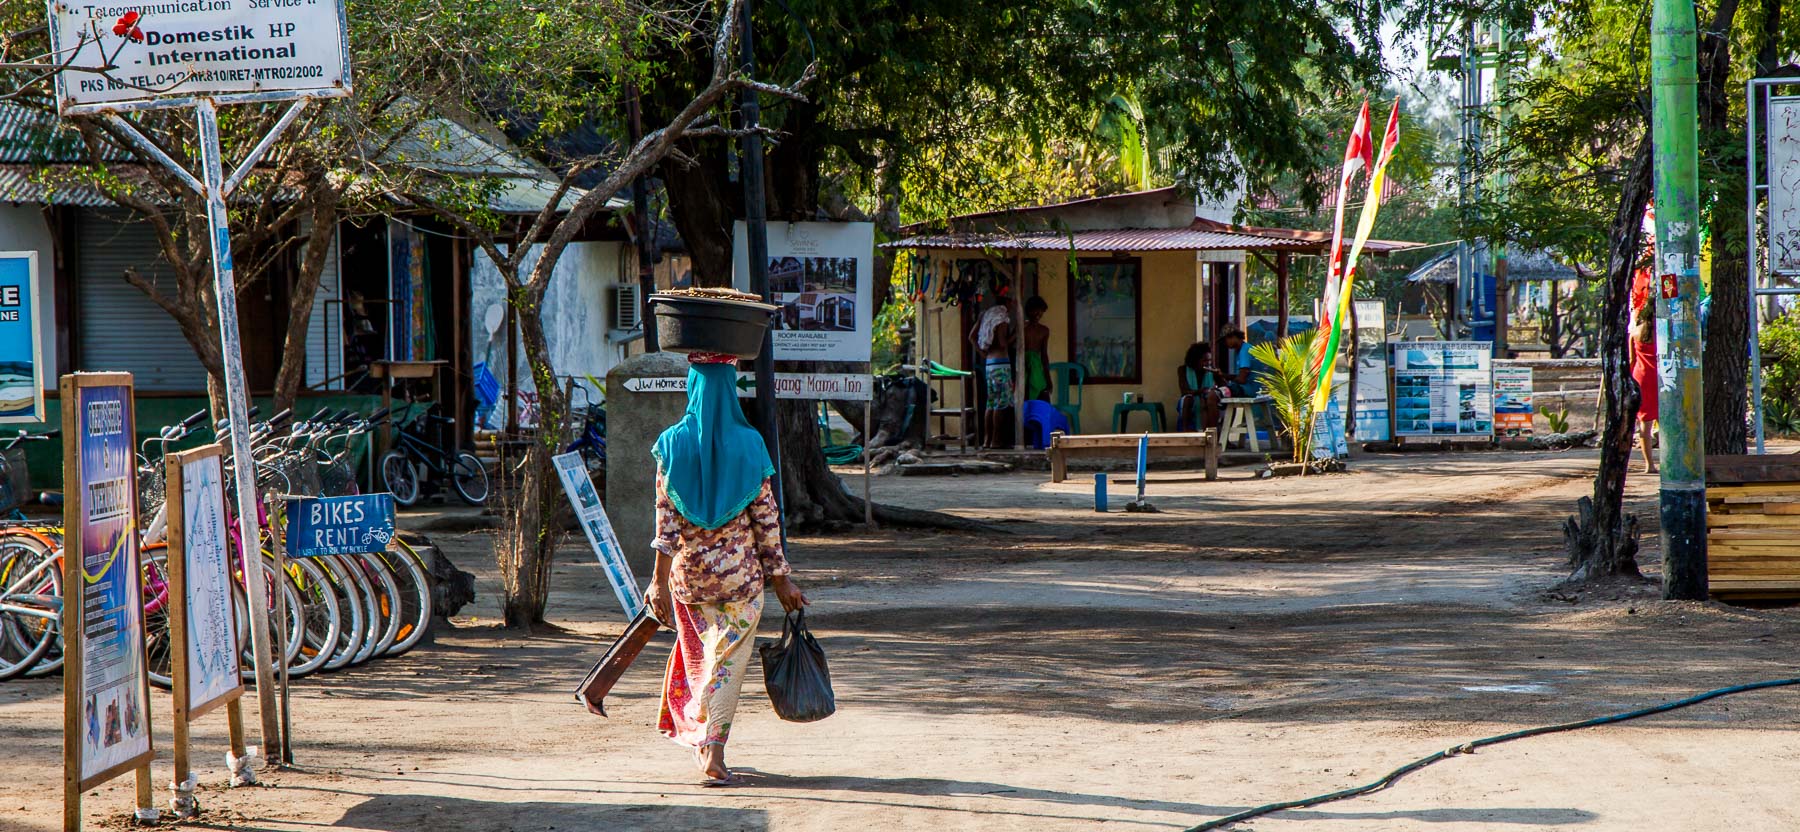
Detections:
[1651, 0, 1708, 600]
[738, 0, 783, 510]
[1748, 78, 1767, 453]
[862, 394, 872, 526]
[196, 99, 280, 754]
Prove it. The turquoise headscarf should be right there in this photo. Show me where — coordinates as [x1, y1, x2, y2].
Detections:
[652, 362, 775, 529]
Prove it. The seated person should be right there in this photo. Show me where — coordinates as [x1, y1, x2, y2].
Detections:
[1217, 328, 1256, 398]
[1177, 342, 1225, 431]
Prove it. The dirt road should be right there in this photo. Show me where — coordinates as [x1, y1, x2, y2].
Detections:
[9, 449, 1800, 831]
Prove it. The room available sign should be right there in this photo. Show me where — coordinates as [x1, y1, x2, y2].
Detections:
[46, 0, 352, 114]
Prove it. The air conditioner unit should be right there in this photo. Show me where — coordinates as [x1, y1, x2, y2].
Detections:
[610, 284, 641, 330]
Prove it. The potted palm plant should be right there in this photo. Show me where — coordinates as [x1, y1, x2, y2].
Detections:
[1248, 330, 1341, 475]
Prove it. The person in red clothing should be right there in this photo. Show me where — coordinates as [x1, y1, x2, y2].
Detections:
[1629, 304, 1658, 473]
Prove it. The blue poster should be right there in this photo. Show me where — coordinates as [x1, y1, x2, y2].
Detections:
[0, 253, 43, 423]
[73, 380, 150, 782]
[285, 494, 396, 557]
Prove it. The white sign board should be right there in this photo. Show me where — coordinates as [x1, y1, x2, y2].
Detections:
[47, 0, 352, 115]
[732, 221, 874, 362]
[552, 452, 641, 619]
[1493, 365, 1535, 437]
[621, 372, 874, 401]
[1391, 342, 1494, 439]
[1769, 97, 1800, 274]
[179, 452, 241, 712]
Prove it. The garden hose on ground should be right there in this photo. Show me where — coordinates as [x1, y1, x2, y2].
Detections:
[822, 443, 863, 465]
[1185, 675, 1800, 831]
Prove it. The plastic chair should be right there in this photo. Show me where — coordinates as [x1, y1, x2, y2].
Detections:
[1048, 362, 1086, 434]
[1022, 400, 1071, 450]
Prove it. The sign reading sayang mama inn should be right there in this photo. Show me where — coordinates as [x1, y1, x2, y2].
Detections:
[46, 0, 352, 114]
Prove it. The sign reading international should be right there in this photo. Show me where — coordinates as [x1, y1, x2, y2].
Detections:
[46, 0, 353, 114]
[732, 221, 874, 363]
[0, 253, 43, 423]
[62, 374, 153, 787]
[284, 494, 396, 558]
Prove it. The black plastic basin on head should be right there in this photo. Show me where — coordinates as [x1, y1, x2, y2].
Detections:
[650, 294, 777, 359]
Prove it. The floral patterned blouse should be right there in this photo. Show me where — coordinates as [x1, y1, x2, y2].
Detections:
[652, 476, 791, 604]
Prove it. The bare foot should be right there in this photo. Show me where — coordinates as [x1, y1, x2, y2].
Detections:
[696, 744, 732, 783]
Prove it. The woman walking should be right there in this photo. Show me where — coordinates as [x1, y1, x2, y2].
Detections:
[1630, 305, 1659, 474]
[646, 352, 808, 786]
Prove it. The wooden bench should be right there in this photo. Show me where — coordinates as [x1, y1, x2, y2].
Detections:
[1706, 454, 1800, 599]
[1046, 430, 1219, 483]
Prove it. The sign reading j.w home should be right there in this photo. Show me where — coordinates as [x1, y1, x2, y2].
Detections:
[285, 494, 396, 558]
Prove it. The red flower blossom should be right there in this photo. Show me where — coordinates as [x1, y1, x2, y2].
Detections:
[112, 11, 143, 41]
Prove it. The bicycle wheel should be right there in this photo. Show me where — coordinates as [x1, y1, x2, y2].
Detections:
[450, 452, 490, 506]
[339, 554, 386, 666]
[315, 555, 367, 671]
[238, 558, 304, 682]
[355, 552, 403, 660]
[283, 557, 341, 678]
[0, 535, 59, 681]
[142, 544, 174, 690]
[380, 540, 434, 657]
[380, 451, 421, 506]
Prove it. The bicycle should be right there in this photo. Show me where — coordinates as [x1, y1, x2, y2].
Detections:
[378, 406, 489, 507]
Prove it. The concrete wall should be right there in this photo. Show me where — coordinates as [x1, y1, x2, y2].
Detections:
[604, 351, 690, 577]
[0, 205, 57, 390]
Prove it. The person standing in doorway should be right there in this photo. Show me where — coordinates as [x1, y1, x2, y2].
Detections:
[1023, 296, 1052, 403]
[645, 353, 809, 786]
[970, 300, 1015, 448]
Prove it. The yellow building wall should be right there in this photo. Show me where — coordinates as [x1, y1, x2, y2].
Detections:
[911, 248, 1205, 437]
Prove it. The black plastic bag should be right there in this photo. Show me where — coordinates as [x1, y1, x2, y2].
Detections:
[759, 610, 836, 722]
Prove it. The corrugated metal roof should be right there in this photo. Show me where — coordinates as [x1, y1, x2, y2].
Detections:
[886, 217, 1427, 255]
[0, 166, 113, 206]
[0, 105, 127, 163]
[884, 226, 1316, 252]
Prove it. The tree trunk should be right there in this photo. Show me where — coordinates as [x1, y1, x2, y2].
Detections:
[1564, 133, 1654, 580]
[496, 281, 571, 628]
[1701, 0, 1749, 455]
[273, 185, 342, 412]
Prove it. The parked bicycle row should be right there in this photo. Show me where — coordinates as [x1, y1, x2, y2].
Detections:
[0, 403, 475, 682]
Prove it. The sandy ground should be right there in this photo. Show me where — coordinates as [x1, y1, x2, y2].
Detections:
[9, 448, 1800, 831]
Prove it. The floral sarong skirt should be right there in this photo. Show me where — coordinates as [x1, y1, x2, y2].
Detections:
[659, 594, 763, 749]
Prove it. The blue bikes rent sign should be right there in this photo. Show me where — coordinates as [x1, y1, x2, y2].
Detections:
[0, 253, 43, 424]
[285, 494, 396, 557]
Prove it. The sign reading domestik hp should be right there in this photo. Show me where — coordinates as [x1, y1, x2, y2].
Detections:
[46, 0, 352, 114]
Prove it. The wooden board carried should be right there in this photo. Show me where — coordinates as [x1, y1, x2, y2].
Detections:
[575, 610, 663, 717]
[1046, 430, 1219, 483]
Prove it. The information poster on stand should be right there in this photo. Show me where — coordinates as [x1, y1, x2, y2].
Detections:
[64, 374, 153, 785]
[174, 449, 242, 713]
[1391, 342, 1494, 439]
[553, 451, 642, 619]
[1493, 365, 1535, 437]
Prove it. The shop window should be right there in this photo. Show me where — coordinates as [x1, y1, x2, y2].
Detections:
[1069, 258, 1142, 383]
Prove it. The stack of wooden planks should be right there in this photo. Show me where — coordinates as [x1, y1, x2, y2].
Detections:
[1706, 455, 1800, 599]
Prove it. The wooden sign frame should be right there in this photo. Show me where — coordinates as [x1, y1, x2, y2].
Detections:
[164, 444, 251, 814]
[60, 372, 155, 828]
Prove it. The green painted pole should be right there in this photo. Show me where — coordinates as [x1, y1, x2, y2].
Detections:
[1651, 0, 1708, 599]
